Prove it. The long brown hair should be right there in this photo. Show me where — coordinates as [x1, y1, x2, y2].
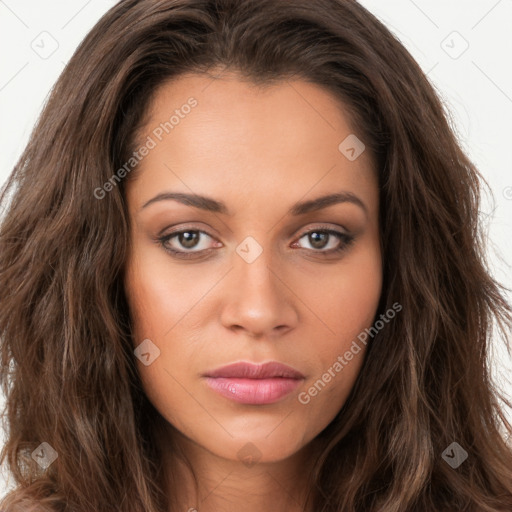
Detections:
[1, 0, 511, 510]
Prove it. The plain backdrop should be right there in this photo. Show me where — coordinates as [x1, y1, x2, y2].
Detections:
[1, 0, 511, 499]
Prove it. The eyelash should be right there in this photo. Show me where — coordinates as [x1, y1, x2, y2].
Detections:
[156, 226, 355, 260]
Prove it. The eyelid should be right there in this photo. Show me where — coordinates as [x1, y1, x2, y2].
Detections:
[160, 222, 349, 246]
[294, 223, 350, 239]
[156, 221, 220, 239]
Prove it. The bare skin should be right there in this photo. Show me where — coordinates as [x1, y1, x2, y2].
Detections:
[124, 69, 382, 512]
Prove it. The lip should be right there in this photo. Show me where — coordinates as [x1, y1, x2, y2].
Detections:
[203, 361, 305, 405]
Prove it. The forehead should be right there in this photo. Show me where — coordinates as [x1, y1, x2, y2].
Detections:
[141, 71, 357, 145]
[126, 72, 377, 215]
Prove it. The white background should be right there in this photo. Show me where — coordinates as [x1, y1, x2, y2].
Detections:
[1, 0, 511, 498]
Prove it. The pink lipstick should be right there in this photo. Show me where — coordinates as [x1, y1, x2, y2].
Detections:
[203, 361, 304, 405]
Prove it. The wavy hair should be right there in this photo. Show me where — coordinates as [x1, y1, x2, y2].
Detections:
[1, 0, 512, 510]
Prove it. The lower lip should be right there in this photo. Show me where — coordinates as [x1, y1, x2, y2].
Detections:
[204, 377, 303, 404]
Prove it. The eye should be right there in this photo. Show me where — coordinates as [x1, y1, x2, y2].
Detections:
[293, 228, 355, 254]
[158, 229, 219, 259]
[157, 226, 355, 259]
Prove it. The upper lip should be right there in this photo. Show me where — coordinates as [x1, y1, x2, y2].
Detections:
[204, 361, 305, 379]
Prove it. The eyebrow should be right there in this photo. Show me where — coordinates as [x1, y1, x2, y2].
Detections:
[140, 191, 368, 217]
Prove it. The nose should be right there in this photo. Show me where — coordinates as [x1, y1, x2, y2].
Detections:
[219, 247, 299, 338]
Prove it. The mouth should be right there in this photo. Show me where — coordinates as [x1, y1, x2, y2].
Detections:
[203, 361, 305, 405]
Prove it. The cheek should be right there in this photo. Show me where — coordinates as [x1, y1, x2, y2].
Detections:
[124, 244, 210, 341]
[332, 257, 381, 338]
[123, 247, 214, 403]
[294, 242, 381, 414]
[300, 240, 382, 349]
[124, 259, 199, 430]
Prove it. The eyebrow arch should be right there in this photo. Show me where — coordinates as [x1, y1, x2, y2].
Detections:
[140, 191, 368, 217]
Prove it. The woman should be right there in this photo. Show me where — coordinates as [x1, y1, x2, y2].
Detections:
[1, 0, 511, 510]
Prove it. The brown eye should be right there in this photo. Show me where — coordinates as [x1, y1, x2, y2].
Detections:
[178, 231, 201, 249]
[307, 231, 330, 250]
[295, 229, 354, 253]
[158, 229, 218, 258]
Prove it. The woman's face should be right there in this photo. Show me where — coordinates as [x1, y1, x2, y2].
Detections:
[124, 71, 382, 465]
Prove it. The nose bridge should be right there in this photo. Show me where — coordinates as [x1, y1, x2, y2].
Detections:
[234, 239, 282, 306]
[219, 237, 298, 335]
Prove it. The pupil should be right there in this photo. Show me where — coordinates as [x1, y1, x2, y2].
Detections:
[180, 231, 199, 248]
[310, 231, 327, 249]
